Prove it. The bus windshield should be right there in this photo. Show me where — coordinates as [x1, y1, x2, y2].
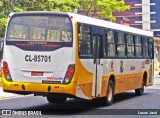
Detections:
[7, 15, 72, 42]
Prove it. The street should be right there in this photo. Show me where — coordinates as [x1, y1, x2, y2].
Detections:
[0, 0, 160, 118]
[0, 73, 160, 116]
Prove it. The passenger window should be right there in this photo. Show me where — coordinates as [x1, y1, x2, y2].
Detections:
[126, 34, 135, 57]
[78, 24, 92, 56]
[148, 38, 153, 59]
[142, 37, 149, 58]
[105, 30, 115, 57]
[135, 35, 142, 57]
[117, 32, 125, 57]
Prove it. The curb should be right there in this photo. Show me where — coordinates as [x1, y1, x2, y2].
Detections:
[0, 87, 22, 100]
[0, 96, 4, 99]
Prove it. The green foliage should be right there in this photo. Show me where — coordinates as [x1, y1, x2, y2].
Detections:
[0, 0, 79, 37]
[0, 18, 7, 37]
[0, 1, 2, 7]
[0, 0, 130, 37]
[78, 0, 130, 21]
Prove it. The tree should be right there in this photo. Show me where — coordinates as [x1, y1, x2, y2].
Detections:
[0, 0, 79, 37]
[0, 18, 7, 37]
[0, 0, 130, 37]
[0, 0, 7, 37]
[78, 0, 130, 21]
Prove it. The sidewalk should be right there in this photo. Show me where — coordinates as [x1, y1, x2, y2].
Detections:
[0, 86, 22, 99]
[0, 79, 22, 99]
[0, 78, 32, 99]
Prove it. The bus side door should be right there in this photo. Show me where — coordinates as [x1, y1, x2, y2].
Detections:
[92, 35, 103, 97]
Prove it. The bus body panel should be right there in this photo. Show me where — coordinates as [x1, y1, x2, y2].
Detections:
[74, 59, 93, 99]
[3, 45, 74, 83]
[77, 58, 152, 98]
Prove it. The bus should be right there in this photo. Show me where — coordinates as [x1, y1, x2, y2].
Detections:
[2, 11, 154, 106]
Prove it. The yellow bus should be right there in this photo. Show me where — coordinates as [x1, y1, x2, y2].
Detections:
[2, 12, 154, 106]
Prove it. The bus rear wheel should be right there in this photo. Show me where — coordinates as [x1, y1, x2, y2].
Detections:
[103, 80, 114, 106]
[135, 81, 144, 96]
[47, 95, 67, 104]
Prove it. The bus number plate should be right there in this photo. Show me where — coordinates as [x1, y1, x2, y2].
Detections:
[25, 55, 51, 62]
[31, 72, 43, 76]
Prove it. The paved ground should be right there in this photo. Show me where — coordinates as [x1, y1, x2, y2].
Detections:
[0, 87, 22, 99]
[0, 77, 23, 99]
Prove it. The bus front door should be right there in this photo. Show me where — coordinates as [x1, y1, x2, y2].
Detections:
[92, 35, 103, 97]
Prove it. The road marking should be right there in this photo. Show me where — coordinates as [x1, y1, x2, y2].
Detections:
[0, 96, 4, 99]
[0, 94, 33, 101]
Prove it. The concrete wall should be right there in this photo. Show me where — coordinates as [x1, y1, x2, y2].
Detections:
[142, 0, 151, 30]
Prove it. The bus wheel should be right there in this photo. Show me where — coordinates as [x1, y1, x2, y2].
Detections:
[103, 80, 114, 106]
[135, 80, 144, 96]
[47, 95, 67, 104]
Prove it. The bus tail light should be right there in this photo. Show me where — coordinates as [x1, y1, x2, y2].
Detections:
[8, 13, 13, 19]
[70, 16, 73, 19]
[63, 64, 75, 84]
[3, 61, 13, 81]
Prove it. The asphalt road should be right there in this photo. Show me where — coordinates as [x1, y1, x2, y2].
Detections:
[0, 74, 160, 117]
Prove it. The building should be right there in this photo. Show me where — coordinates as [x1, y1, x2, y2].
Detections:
[77, 0, 160, 61]
[113, 0, 142, 29]
[113, 0, 160, 61]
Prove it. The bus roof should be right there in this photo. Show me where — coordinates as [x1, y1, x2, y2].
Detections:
[68, 13, 153, 37]
[9, 11, 153, 37]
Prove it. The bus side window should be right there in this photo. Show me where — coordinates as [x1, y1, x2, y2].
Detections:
[105, 30, 116, 57]
[148, 38, 154, 59]
[142, 37, 149, 58]
[126, 34, 135, 57]
[78, 24, 92, 56]
[117, 32, 126, 57]
[135, 35, 142, 57]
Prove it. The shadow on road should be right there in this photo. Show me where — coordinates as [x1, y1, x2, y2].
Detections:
[114, 91, 137, 103]
[22, 91, 146, 115]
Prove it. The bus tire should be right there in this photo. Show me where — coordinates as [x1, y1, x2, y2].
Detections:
[103, 80, 114, 106]
[135, 80, 144, 96]
[47, 95, 67, 104]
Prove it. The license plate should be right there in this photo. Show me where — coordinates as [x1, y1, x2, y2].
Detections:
[31, 72, 43, 76]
